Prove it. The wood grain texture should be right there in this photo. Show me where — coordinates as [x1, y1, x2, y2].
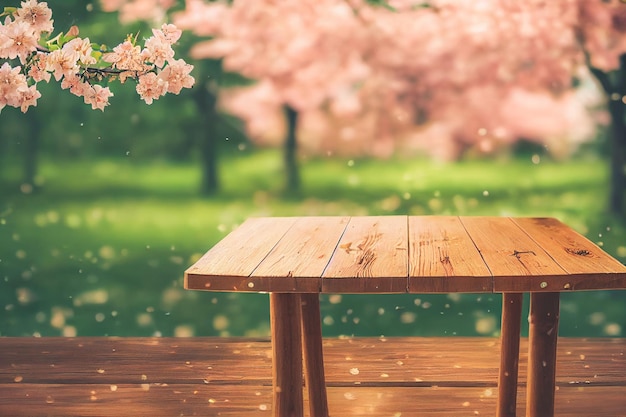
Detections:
[300, 294, 329, 417]
[2, 384, 626, 417]
[1, 337, 625, 416]
[322, 216, 408, 293]
[251, 217, 350, 292]
[185, 216, 626, 294]
[184, 217, 297, 292]
[408, 216, 492, 293]
[2, 337, 625, 385]
[510, 217, 626, 292]
[270, 293, 304, 417]
[460, 217, 571, 292]
[497, 293, 524, 417]
[526, 292, 560, 417]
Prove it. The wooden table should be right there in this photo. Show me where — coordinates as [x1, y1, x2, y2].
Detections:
[184, 216, 626, 417]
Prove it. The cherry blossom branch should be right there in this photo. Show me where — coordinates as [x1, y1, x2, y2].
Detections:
[0, 0, 194, 113]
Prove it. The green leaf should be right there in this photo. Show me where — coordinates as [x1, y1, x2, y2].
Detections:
[60, 33, 78, 45]
[46, 32, 63, 48]
[413, 3, 433, 9]
[365, 0, 397, 11]
[1, 7, 17, 17]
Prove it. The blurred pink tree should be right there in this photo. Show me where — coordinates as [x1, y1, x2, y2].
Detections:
[102, 0, 373, 192]
[102, 0, 626, 210]
[578, 0, 626, 214]
[173, 0, 372, 192]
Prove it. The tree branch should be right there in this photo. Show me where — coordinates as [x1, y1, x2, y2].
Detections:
[589, 65, 613, 94]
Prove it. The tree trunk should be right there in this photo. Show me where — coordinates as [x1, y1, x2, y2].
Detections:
[192, 76, 220, 196]
[284, 105, 300, 193]
[608, 89, 625, 215]
[589, 54, 625, 216]
[607, 55, 625, 215]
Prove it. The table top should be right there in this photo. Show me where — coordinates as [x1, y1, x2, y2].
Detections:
[184, 216, 626, 294]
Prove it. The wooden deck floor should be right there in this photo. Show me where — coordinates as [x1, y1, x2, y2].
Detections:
[1, 337, 625, 416]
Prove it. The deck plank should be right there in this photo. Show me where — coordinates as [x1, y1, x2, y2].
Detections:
[2, 384, 625, 417]
[1, 337, 625, 385]
[1, 337, 625, 416]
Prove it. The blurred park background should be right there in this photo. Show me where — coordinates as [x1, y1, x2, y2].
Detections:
[1, 0, 625, 339]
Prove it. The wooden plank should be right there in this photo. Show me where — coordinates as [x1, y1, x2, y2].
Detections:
[328, 386, 626, 417]
[0, 384, 275, 417]
[322, 216, 408, 293]
[408, 216, 492, 293]
[1, 337, 626, 416]
[1, 384, 625, 417]
[250, 217, 350, 292]
[2, 338, 625, 386]
[511, 217, 626, 291]
[184, 217, 297, 292]
[0, 338, 273, 385]
[185, 216, 626, 295]
[460, 217, 569, 292]
[323, 386, 626, 417]
[321, 337, 626, 387]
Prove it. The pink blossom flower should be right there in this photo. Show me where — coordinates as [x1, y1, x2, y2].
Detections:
[0, 19, 39, 63]
[14, 0, 54, 34]
[136, 71, 168, 104]
[0, 17, 10, 48]
[18, 84, 41, 112]
[27, 52, 51, 82]
[103, 40, 140, 67]
[103, 40, 149, 80]
[46, 47, 80, 81]
[0, 62, 29, 111]
[142, 35, 174, 68]
[60, 73, 88, 97]
[108, 0, 175, 24]
[153, 23, 182, 45]
[99, 0, 127, 12]
[159, 58, 194, 94]
[64, 37, 97, 66]
[83, 84, 113, 111]
[173, 0, 227, 36]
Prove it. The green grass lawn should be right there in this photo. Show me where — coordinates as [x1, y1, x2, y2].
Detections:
[1, 150, 625, 338]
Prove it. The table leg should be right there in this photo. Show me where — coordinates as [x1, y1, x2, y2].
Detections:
[497, 292, 523, 417]
[270, 293, 304, 417]
[526, 292, 560, 417]
[300, 293, 329, 417]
